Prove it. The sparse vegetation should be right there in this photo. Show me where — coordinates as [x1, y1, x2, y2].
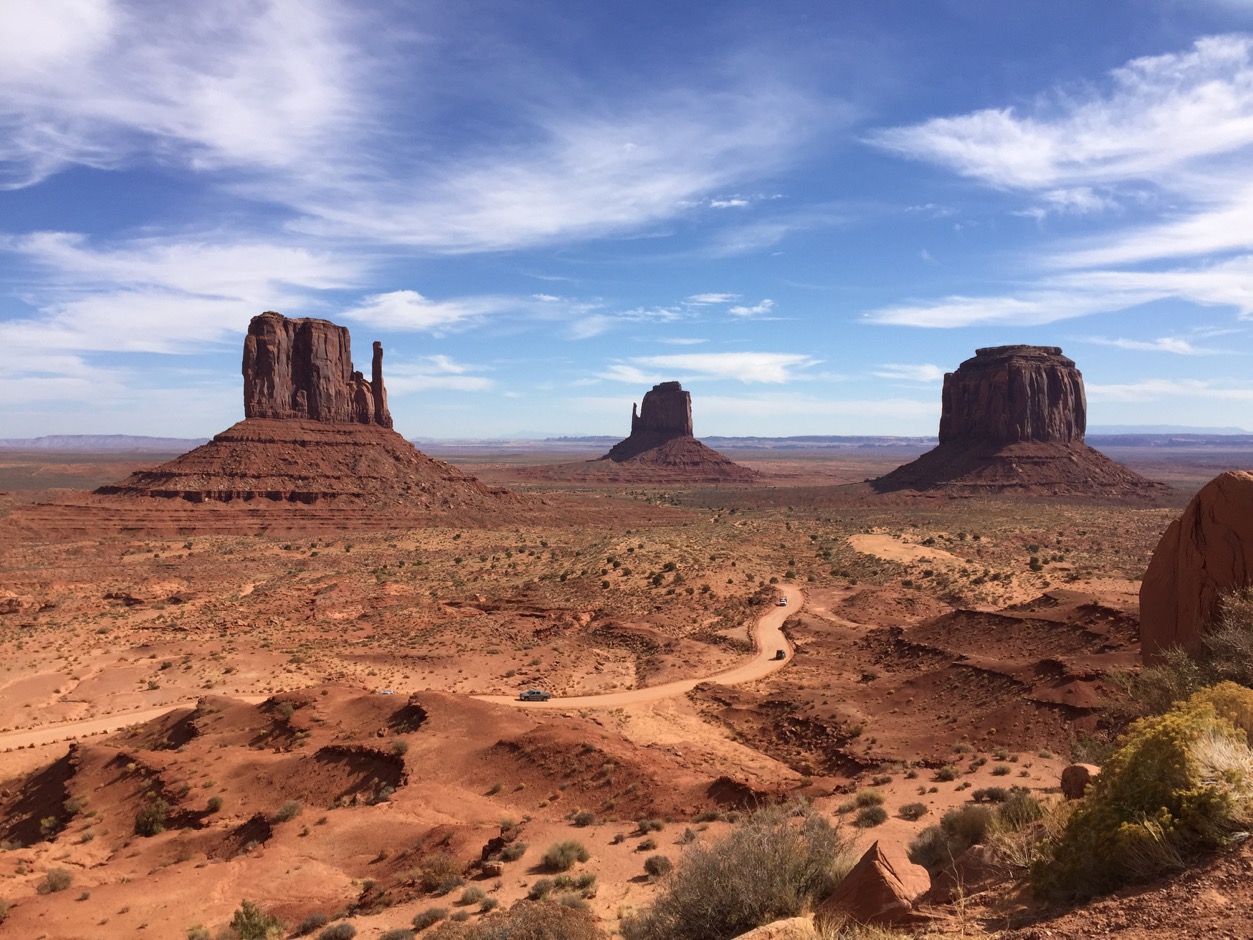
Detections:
[38, 866, 73, 894]
[542, 839, 590, 871]
[411, 908, 448, 932]
[230, 899, 283, 940]
[316, 924, 357, 940]
[621, 804, 855, 940]
[134, 796, 170, 836]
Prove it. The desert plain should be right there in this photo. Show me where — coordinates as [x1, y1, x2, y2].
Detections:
[2, 439, 1253, 940]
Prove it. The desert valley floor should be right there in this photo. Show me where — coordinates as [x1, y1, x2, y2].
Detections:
[2, 442, 1253, 940]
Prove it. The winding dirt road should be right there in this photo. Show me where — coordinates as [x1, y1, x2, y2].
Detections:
[0, 586, 800, 749]
[476, 583, 801, 709]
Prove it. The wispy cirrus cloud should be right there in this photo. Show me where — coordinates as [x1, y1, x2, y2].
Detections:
[687, 292, 740, 305]
[341, 290, 508, 335]
[1087, 377, 1253, 402]
[873, 363, 947, 382]
[610, 351, 821, 383]
[1084, 335, 1222, 355]
[386, 355, 494, 392]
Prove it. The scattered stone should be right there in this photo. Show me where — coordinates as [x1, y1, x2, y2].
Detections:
[873, 345, 1164, 497]
[1061, 763, 1101, 800]
[815, 839, 930, 927]
[1140, 470, 1253, 660]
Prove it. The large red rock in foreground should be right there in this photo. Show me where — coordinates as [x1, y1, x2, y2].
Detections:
[816, 840, 930, 927]
[98, 312, 514, 510]
[874, 345, 1161, 497]
[1140, 471, 1253, 661]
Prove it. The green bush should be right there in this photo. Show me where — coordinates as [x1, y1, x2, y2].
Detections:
[500, 841, 528, 862]
[425, 901, 605, 940]
[898, 802, 928, 821]
[621, 804, 855, 940]
[1034, 687, 1253, 900]
[458, 886, 486, 906]
[272, 800, 303, 823]
[934, 764, 959, 782]
[295, 913, 330, 936]
[135, 797, 170, 837]
[418, 853, 464, 894]
[907, 804, 994, 874]
[411, 908, 447, 932]
[542, 839, 589, 871]
[317, 924, 357, 940]
[853, 805, 887, 828]
[643, 855, 672, 880]
[230, 900, 283, 940]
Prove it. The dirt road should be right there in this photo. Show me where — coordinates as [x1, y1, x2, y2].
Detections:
[0, 588, 800, 748]
[476, 583, 801, 709]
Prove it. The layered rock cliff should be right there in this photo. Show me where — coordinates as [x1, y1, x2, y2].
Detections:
[874, 345, 1161, 497]
[242, 311, 392, 428]
[1140, 471, 1253, 660]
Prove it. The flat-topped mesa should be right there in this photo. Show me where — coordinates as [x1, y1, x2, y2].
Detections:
[939, 345, 1085, 445]
[242, 311, 392, 428]
[873, 343, 1163, 497]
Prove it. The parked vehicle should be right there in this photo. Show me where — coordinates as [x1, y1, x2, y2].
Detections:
[773, 649, 786, 661]
[777, 597, 788, 606]
[518, 689, 552, 702]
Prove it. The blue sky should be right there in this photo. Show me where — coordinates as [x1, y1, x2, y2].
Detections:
[5, 0, 1253, 439]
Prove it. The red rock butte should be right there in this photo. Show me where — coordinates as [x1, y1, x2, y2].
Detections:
[873, 345, 1162, 496]
[596, 381, 756, 483]
[96, 311, 516, 510]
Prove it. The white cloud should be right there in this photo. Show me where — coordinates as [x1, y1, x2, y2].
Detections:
[341, 290, 505, 334]
[656, 337, 708, 345]
[628, 351, 820, 383]
[687, 293, 740, 304]
[709, 197, 749, 208]
[387, 355, 494, 392]
[865, 291, 1127, 328]
[601, 363, 663, 385]
[868, 35, 1253, 192]
[1085, 336, 1219, 355]
[1087, 377, 1253, 402]
[873, 363, 947, 382]
[728, 298, 776, 317]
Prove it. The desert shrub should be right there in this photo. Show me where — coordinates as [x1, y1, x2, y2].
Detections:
[135, 796, 170, 836]
[528, 878, 554, 900]
[412, 908, 448, 932]
[187, 927, 211, 940]
[500, 841, 528, 862]
[898, 802, 928, 821]
[636, 837, 656, 852]
[621, 804, 855, 940]
[380, 931, 417, 940]
[1034, 688, 1253, 900]
[230, 899, 283, 940]
[555, 893, 589, 911]
[419, 853, 465, 894]
[542, 839, 589, 871]
[643, 855, 672, 880]
[425, 901, 605, 940]
[934, 765, 959, 782]
[295, 912, 330, 935]
[317, 924, 357, 940]
[458, 887, 486, 906]
[854, 806, 887, 828]
[480, 898, 499, 913]
[907, 804, 995, 874]
[636, 818, 664, 833]
[272, 800, 303, 823]
[207, 795, 224, 813]
[571, 810, 596, 827]
[997, 789, 1044, 830]
[38, 867, 73, 894]
[853, 789, 884, 807]
[971, 787, 1010, 804]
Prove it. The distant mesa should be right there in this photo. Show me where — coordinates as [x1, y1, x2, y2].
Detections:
[593, 381, 757, 482]
[872, 345, 1163, 496]
[97, 311, 515, 509]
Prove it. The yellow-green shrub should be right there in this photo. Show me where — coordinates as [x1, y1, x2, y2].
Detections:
[1034, 687, 1253, 900]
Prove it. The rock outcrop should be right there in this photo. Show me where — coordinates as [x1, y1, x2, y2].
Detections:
[242, 311, 391, 427]
[815, 840, 930, 927]
[873, 345, 1162, 497]
[591, 381, 756, 482]
[605, 381, 694, 461]
[1140, 471, 1253, 660]
[98, 311, 515, 511]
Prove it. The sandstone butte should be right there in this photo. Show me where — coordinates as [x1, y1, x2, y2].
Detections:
[1140, 470, 1253, 660]
[97, 311, 515, 510]
[595, 380, 757, 482]
[873, 345, 1163, 497]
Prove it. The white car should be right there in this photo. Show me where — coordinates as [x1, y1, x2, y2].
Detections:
[777, 597, 788, 606]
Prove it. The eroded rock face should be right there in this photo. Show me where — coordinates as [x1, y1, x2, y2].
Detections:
[940, 345, 1085, 445]
[873, 345, 1160, 497]
[242, 311, 392, 428]
[815, 840, 930, 927]
[1140, 471, 1253, 660]
[630, 381, 693, 437]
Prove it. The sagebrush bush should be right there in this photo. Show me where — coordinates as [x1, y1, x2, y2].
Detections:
[897, 802, 928, 821]
[1033, 687, 1253, 901]
[272, 800, 303, 823]
[542, 839, 589, 871]
[38, 867, 73, 894]
[853, 806, 887, 828]
[134, 797, 170, 837]
[643, 855, 672, 880]
[418, 853, 464, 894]
[425, 901, 605, 940]
[316, 924, 357, 940]
[295, 912, 330, 936]
[379, 930, 417, 940]
[411, 908, 447, 932]
[907, 804, 994, 874]
[230, 900, 283, 940]
[621, 804, 855, 940]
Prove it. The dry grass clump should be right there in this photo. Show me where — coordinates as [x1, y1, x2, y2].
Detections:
[621, 804, 855, 940]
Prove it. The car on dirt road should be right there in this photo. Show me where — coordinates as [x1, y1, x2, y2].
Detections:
[518, 689, 552, 702]
[777, 596, 788, 606]
[773, 649, 787, 660]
